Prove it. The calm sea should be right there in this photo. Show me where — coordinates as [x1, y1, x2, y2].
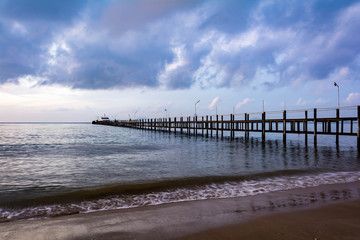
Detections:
[1, 123, 359, 221]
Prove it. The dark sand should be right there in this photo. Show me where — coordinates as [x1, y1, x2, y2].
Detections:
[1, 182, 360, 240]
[177, 199, 360, 240]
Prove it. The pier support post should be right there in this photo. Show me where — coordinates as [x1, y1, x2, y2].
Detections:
[305, 111, 308, 146]
[216, 115, 219, 138]
[210, 116, 213, 137]
[194, 116, 197, 137]
[168, 118, 171, 133]
[357, 105, 360, 150]
[283, 111, 286, 144]
[233, 114, 236, 139]
[245, 113, 249, 141]
[336, 108, 340, 147]
[188, 117, 190, 136]
[230, 114, 233, 139]
[314, 108, 317, 147]
[174, 117, 177, 134]
[221, 115, 224, 139]
[262, 112, 266, 141]
[180, 117, 183, 134]
[206, 115, 209, 138]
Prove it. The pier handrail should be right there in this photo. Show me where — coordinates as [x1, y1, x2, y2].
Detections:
[93, 105, 360, 149]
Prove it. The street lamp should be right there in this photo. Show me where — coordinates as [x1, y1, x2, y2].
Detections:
[165, 108, 168, 119]
[334, 82, 340, 108]
[195, 100, 200, 116]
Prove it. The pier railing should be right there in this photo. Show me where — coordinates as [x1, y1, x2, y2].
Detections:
[93, 106, 360, 149]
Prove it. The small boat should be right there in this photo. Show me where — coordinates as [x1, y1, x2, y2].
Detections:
[98, 115, 110, 122]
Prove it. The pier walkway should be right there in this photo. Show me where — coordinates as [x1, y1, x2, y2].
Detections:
[93, 106, 360, 149]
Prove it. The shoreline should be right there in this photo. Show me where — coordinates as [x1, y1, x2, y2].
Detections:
[0, 182, 359, 240]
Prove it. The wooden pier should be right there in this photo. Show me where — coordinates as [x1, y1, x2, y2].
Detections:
[93, 106, 360, 149]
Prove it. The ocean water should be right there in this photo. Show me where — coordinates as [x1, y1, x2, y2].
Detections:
[0, 123, 359, 222]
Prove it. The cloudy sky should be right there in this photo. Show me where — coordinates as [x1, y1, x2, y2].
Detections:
[0, 0, 360, 122]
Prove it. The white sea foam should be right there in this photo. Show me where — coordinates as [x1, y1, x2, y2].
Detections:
[1, 171, 360, 221]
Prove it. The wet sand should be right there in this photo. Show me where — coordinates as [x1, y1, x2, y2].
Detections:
[0, 182, 360, 240]
[178, 199, 360, 240]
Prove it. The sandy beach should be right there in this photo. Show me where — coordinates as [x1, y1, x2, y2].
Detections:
[1, 182, 360, 240]
[178, 198, 360, 240]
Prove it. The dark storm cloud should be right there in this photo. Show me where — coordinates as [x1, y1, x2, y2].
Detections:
[100, 0, 199, 35]
[0, 0, 359, 90]
[0, 0, 88, 83]
[199, 0, 259, 33]
[0, 20, 45, 83]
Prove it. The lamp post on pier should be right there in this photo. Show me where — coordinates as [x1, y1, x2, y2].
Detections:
[195, 100, 200, 117]
[334, 82, 340, 108]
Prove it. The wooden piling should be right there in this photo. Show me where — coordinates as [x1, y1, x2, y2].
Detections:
[168, 117, 171, 132]
[233, 114, 235, 139]
[229, 114, 233, 139]
[336, 109, 339, 146]
[305, 111, 308, 146]
[174, 117, 177, 134]
[262, 112, 266, 141]
[216, 115, 219, 138]
[283, 111, 286, 144]
[188, 117, 190, 136]
[221, 115, 224, 139]
[200, 116, 203, 136]
[357, 105, 360, 150]
[194, 116, 197, 137]
[245, 113, 249, 140]
[205, 115, 209, 137]
[314, 108, 317, 147]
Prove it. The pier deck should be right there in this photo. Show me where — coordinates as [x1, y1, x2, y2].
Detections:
[93, 106, 360, 149]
